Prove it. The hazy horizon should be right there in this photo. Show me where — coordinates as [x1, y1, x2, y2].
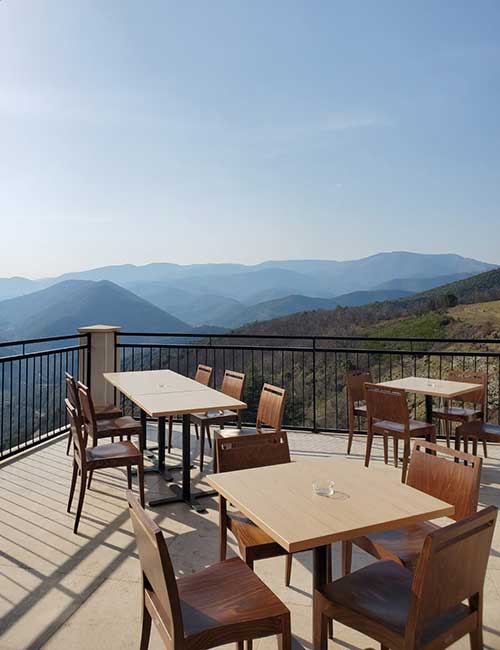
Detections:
[1, 1, 499, 277]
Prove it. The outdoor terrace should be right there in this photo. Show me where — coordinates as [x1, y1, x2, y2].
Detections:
[1, 328, 500, 650]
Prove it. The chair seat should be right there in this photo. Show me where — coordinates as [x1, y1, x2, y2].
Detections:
[86, 440, 141, 464]
[458, 420, 500, 442]
[95, 404, 123, 420]
[227, 511, 287, 559]
[191, 409, 238, 424]
[215, 426, 259, 439]
[178, 556, 288, 637]
[321, 560, 470, 642]
[433, 405, 482, 421]
[354, 521, 439, 571]
[96, 415, 142, 436]
[372, 419, 434, 437]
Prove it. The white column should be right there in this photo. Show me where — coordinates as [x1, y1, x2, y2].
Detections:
[78, 325, 121, 406]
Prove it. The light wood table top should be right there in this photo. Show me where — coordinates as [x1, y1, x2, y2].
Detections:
[104, 370, 246, 418]
[377, 376, 482, 399]
[207, 458, 454, 553]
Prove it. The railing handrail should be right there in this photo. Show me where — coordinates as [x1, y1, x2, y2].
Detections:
[117, 331, 500, 345]
[0, 333, 82, 349]
[0, 343, 89, 364]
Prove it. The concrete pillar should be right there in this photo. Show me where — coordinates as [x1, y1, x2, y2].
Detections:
[78, 325, 121, 406]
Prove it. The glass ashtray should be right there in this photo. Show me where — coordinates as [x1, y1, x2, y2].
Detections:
[312, 480, 335, 497]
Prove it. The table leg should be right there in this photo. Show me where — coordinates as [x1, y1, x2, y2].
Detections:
[139, 416, 176, 482]
[140, 409, 155, 458]
[313, 545, 329, 650]
[148, 413, 216, 512]
[425, 394, 433, 423]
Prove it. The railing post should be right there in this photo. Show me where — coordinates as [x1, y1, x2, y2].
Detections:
[312, 337, 317, 433]
[78, 325, 121, 406]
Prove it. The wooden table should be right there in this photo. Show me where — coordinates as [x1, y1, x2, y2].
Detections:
[207, 458, 454, 649]
[377, 376, 482, 422]
[104, 370, 246, 512]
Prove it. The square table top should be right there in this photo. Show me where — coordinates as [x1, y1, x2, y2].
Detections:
[377, 376, 482, 399]
[104, 369, 246, 418]
[207, 458, 454, 553]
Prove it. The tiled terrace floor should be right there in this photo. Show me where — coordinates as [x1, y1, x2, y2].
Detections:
[0, 428, 499, 650]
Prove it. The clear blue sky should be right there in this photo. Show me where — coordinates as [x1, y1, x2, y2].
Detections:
[1, 1, 499, 278]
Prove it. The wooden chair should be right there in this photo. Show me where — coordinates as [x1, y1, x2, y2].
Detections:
[167, 364, 214, 453]
[456, 419, 500, 457]
[66, 399, 144, 534]
[214, 384, 286, 459]
[314, 505, 497, 650]
[433, 370, 487, 453]
[78, 382, 143, 488]
[217, 432, 295, 589]
[126, 490, 291, 650]
[364, 383, 436, 482]
[190, 369, 245, 471]
[65, 372, 122, 454]
[343, 441, 482, 575]
[346, 370, 373, 454]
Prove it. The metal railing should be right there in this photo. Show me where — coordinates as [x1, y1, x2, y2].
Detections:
[116, 332, 500, 432]
[0, 334, 90, 459]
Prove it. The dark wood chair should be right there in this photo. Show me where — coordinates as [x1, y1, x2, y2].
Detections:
[214, 384, 286, 462]
[65, 372, 123, 454]
[314, 505, 497, 650]
[456, 419, 500, 457]
[343, 441, 482, 575]
[78, 382, 143, 488]
[364, 383, 436, 482]
[190, 369, 245, 471]
[66, 399, 144, 534]
[346, 370, 373, 454]
[167, 364, 214, 453]
[126, 490, 291, 650]
[216, 432, 295, 589]
[433, 370, 487, 453]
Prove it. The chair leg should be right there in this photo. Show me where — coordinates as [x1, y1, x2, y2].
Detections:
[445, 419, 451, 447]
[393, 437, 399, 468]
[469, 593, 483, 650]
[194, 423, 199, 440]
[482, 439, 488, 458]
[347, 413, 354, 455]
[140, 593, 152, 650]
[278, 613, 292, 650]
[313, 601, 328, 650]
[167, 416, 173, 453]
[67, 460, 78, 513]
[87, 470, 94, 489]
[127, 465, 132, 489]
[137, 459, 145, 507]
[401, 438, 410, 484]
[473, 437, 478, 457]
[364, 429, 374, 468]
[206, 426, 212, 448]
[66, 432, 72, 455]
[199, 423, 206, 472]
[342, 540, 353, 575]
[74, 469, 87, 534]
[237, 643, 244, 650]
[383, 434, 388, 464]
[285, 554, 292, 586]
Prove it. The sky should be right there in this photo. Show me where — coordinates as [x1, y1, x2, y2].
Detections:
[0, 1, 499, 278]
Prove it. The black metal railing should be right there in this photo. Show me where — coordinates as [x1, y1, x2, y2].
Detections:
[0, 334, 90, 459]
[116, 332, 500, 432]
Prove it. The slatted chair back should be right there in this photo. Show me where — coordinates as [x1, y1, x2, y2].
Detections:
[346, 370, 373, 404]
[216, 431, 290, 474]
[127, 491, 183, 645]
[364, 383, 409, 428]
[407, 506, 497, 646]
[194, 364, 213, 387]
[77, 381, 98, 436]
[407, 441, 481, 521]
[256, 384, 286, 432]
[65, 398, 87, 463]
[65, 372, 81, 414]
[220, 369, 245, 401]
[447, 370, 487, 407]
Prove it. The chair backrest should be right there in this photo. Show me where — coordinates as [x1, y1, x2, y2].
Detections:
[346, 370, 373, 404]
[447, 370, 487, 406]
[194, 364, 213, 386]
[406, 441, 481, 521]
[364, 383, 409, 427]
[77, 381, 97, 433]
[220, 369, 245, 401]
[216, 431, 290, 474]
[126, 491, 183, 644]
[65, 398, 86, 462]
[407, 506, 497, 645]
[256, 384, 286, 432]
[65, 372, 80, 414]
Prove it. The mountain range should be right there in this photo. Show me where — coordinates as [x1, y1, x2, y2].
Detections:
[0, 252, 497, 339]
